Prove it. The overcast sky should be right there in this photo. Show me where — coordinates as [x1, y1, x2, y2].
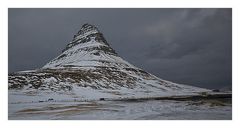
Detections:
[8, 8, 232, 89]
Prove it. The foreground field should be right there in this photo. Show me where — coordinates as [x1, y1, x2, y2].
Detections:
[9, 98, 231, 120]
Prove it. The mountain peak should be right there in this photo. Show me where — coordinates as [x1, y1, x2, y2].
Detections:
[61, 23, 110, 52]
[71, 23, 100, 42]
[81, 23, 98, 31]
[76, 23, 99, 37]
[43, 24, 130, 69]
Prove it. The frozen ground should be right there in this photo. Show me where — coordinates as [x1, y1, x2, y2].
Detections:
[9, 99, 231, 120]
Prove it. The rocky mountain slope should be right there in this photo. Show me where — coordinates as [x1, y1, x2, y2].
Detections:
[8, 24, 210, 103]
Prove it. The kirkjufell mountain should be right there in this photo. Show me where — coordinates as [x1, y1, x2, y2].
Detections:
[9, 24, 210, 102]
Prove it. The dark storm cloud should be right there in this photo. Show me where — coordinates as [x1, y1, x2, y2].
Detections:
[8, 8, 232, 89]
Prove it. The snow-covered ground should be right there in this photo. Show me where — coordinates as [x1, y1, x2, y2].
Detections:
[8, 83, 210, 104]
[8, 24, 232, 120]
[9, 99, 231, 120]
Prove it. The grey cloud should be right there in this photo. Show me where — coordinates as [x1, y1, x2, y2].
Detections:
[8, 8, 232, 89]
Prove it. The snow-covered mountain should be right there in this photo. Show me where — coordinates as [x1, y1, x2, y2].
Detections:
[8, 24, 210, 103]
[43, 23, 134, 69]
